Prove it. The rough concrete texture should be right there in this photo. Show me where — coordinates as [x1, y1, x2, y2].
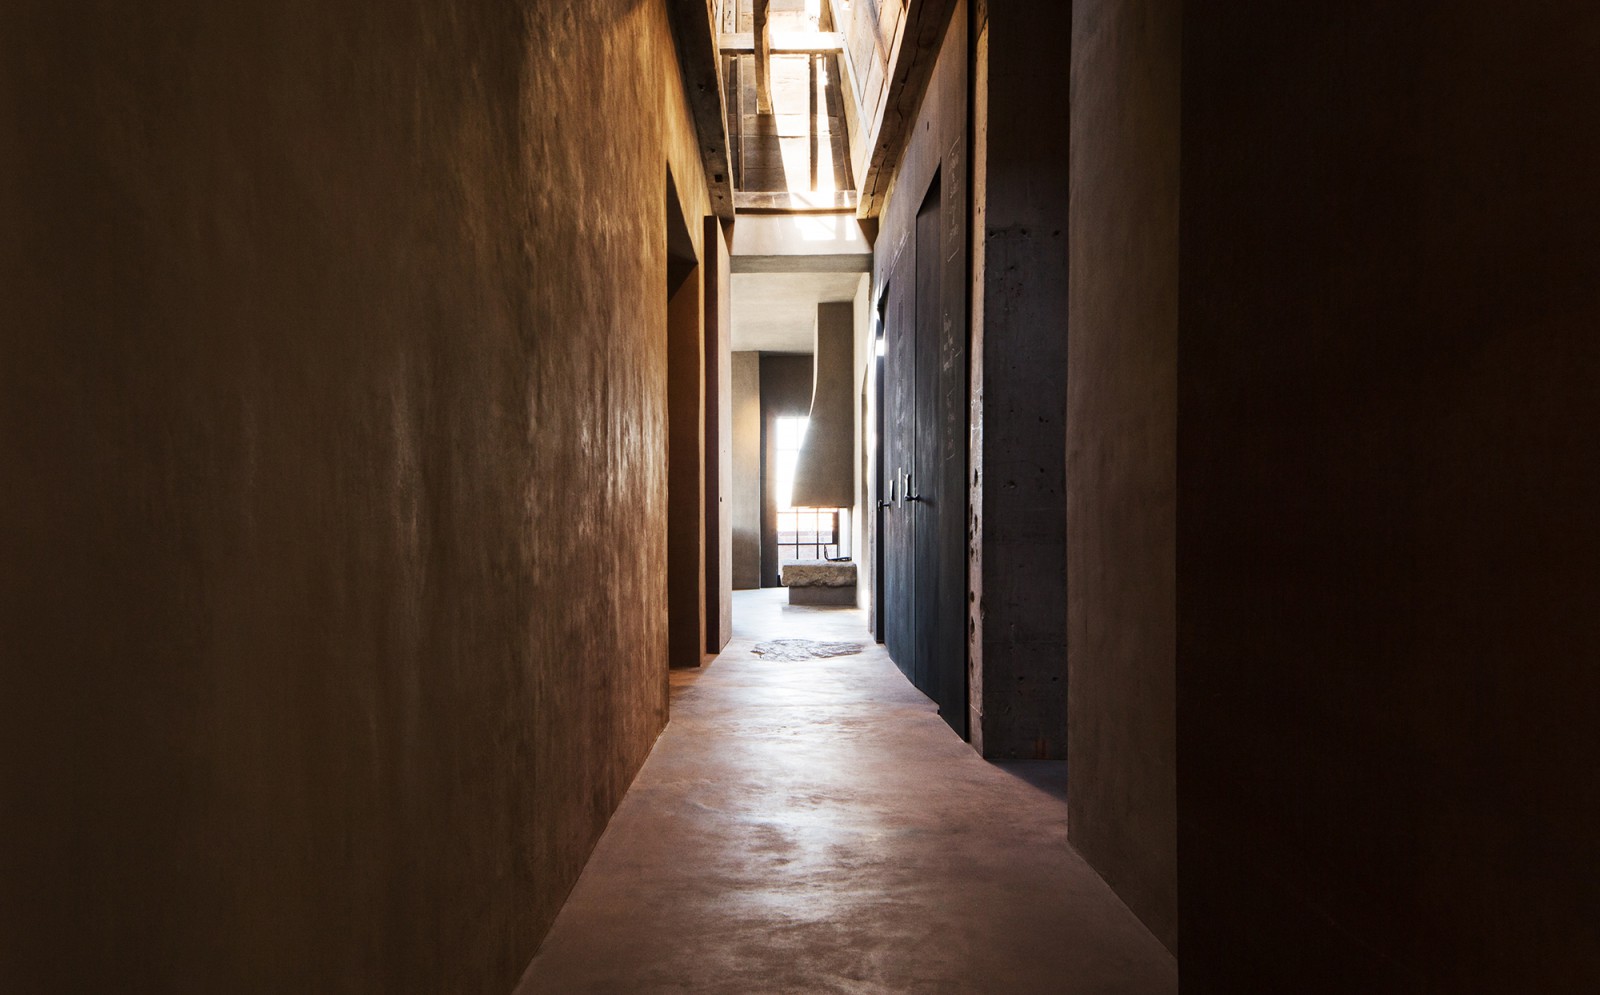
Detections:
[519, 590, 1176, 994]
[1, 1, 708, 989]
[792, 301, 858, 509]
[1067, 0, 1181, 953]
[782, 560, 859, 587]
[788, 585, 861, 606]
[1180, 3, 1600, 989]
[969, 0, 1071, 762]
[731, 351, 764, 588]
[783, 558, 859, 606]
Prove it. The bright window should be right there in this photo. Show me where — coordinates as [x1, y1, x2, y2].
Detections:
[772, 415, 845, 567]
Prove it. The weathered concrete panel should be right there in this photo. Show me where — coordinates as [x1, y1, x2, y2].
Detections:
[1068, 0, 1181, 953]
[0, 1, 709, 989]
[1180, 3, 1600, 988]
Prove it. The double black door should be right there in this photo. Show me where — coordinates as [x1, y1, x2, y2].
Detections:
[881, 177, 967, 737]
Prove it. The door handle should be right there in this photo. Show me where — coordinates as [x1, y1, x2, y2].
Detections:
[905, 473, 922, 502]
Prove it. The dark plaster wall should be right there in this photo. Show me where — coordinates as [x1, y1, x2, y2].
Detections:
[758, 352, 814, 586]
[969, 0, 1071, 761]
[1180, 3, 1600, 989]
[1, 1, 708, 990]
[1066, 0, 1180, 952]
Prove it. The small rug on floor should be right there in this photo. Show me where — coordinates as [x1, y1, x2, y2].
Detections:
[751, 639, 865, 662]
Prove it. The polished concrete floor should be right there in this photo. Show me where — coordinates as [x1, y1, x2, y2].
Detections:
[518, 589, 1176, 994]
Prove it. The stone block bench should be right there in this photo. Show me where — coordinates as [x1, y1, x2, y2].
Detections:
[780, 560, 858, 606]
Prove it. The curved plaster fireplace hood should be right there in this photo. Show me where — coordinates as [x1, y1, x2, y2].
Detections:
[791, 300, 856, 510]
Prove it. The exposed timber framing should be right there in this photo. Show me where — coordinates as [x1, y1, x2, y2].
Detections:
[735, 190, 860, 213]
[719, 31, 846, 54]
[821, 0, 865, 187]
[854, 0, 960, 217]
[666, 0, 737, 219]
[753, 1, 773, 115]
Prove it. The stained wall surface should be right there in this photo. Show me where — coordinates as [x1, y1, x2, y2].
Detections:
[1180, 3, 1600, 988]
[1066, 0, 1180, 952]
[1, 1, 709, 990]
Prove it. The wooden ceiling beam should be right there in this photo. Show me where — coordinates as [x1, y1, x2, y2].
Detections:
[665, 0, 736, 219]
[753, 0, 773, 114]
[719, 31, 845, 55]
[856, 0, 959, 217]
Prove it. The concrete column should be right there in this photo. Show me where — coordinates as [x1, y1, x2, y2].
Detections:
[968, 0, 1071, 760]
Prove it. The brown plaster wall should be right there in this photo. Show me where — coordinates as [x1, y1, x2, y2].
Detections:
[970, 0, 1071, 761]
[1066, 0, 1180, 953]
[1, 1, 708, 990]
[1180, 3, 1600, 988]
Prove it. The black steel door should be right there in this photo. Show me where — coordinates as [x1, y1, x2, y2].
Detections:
[880, 173, 968, 737]
[883, 268, 915, 669]
[911, 187, 941, 696]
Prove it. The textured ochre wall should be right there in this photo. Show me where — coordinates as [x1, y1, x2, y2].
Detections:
[1, 1, 709, 990]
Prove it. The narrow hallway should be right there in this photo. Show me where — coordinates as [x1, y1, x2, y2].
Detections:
[519, 591, 1176, 994]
